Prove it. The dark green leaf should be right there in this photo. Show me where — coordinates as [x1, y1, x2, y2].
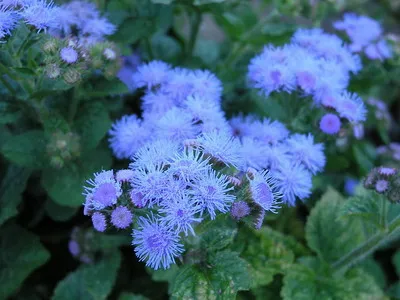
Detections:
[0, 224, 50, 299]
[52, 253, 121, 300]
[1, 130, 47, 168]
[111, 18, 154, 44]
[118, 293, 150, 300]
[45, 199, 78, 222]
[0, 166, 32, 226]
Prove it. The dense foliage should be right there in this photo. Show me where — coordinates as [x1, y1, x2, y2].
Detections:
[1, 0, 400, 299]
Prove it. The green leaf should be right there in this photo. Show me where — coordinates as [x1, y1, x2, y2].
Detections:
[118, 293, 150, 300]
[387, 282, 400, 299]
[240, 227, 306, 288]
[74, 102, 111, 152]
[305, 188, 364, 263]
[151, 34, 182, 62]
[45, 199, 78, 222]
[194, 0, 225, 5]
[339, 194, 381, 227]
[84, 78, 129, 98]
[151, 0, 173, 4]
[0, 224, 50, 299]
[360, 258, 386, 289]
[171, 251, 250, 299]
[42, 146, 112, 207]
[199, 219, 237, 251]
[0, 102, 22, 124]
[52, 253, 121, 300]
[111, 18, 154, 44]
[150, 265, 179, 294]
[393, 250, 400, 277]
[281, 258, 385, 300]
[1, 130, 47, 168]
[352, 142, 376, 174]
[0, 166, 32, 226]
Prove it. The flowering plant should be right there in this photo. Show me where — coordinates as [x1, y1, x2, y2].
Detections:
[1, 0, 400, 299]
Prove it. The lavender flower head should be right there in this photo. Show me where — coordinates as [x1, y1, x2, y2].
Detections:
[60, 47, 78, 63]
[92, 212, 107, 232]
[132, 60, 171, 90]
[111, 206, 133, 229]
[20, 0, 60, 32]
[0, 6, 19, 39]
[68, 240, 80, 256]
[132, 215, 184, 270]
[320, 113, 341, 135]
[231, 201, 251, 220]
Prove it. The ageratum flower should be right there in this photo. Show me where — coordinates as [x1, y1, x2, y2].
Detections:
[132, 60, 171, 90]
[92, 212, 107, 232]
[247, 169, 282, 213]
[60, 47, 78, 63]
[230, 201, 251, 220]
[0, 6, 18, 39]
[108, 115, 150, 159]
[159, 195, 203, 236]
[130, 139, 180, 168]
[334, 92, 367, 123]
[248, 118, 289, 145]
[132, 214, 184, 270]
[196, 130, 242, 168]
[161, 68, 194, 103]
[272, 162, 313, 206]
[320, 113, 341, 135]
[83, 170, 122, 211]
[20, 0, 60, 32]
[111, 206, 133, 229]
[190, 69, 223, 103]
[115, 169, 134, 183]
[284, 134, 326, 174]
[81, 17, 116, 39]
[141, 91, 176, 116]
[190, 170, 235, 220]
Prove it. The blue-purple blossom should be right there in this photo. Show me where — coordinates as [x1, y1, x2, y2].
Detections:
[284, 134, 325, 174]
[333, 92, 367, 123]
[247, 169, 282, 213]
[0, 6, 18, 39]
[81, 17, 116, 39]
[230, 201, 251, 220]
[159, 195, 202, 236]
[344, 177, 358, 195]
[249, 118, 289, 145]
[272, 162, 313, 206]
[239, 137, 269, 170]
[132, 60, 171, 90]
[20, 0, 60, 32]
[189, 170, 235, 219]
[132, 214, 184, 270]
[92, 212, 107, 232]
[116, 169, 134, 182]
[161, 68, 194, 103]
[130, 139, 180, 168]
[320, 113, 341, 135]
[375, 179, 389, 193]
[190, 69, 222, 103]
[108, 115, 150, 160]
[142, 91, 176, 116]
[196, 130, 242, 168]
[83, 170, 122, 212]
[68, 240, 80, 256]
[60, 47, 78, 63]
[111, 206, 133, 229]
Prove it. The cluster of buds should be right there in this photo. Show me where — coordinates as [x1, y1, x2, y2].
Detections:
[46, 131, 81, 168]
[88, 42, 121, 79]
[377, 143, 400, 162]
[364, 166, 400, 203]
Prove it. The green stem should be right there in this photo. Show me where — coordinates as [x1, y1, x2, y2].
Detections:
[144, 38, 154, 61]
[186, 7, 202, 58]
[380, 195, 388, 229]
[0, 76, 16, 95]
[332, 210, 400, 273]
[68, 87, 80, 123]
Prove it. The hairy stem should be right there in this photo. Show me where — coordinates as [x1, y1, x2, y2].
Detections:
[332, 209, 400, 273]
[186, 6, 202, 58]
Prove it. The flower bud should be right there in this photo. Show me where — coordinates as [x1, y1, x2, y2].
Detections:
[45, 63, 61, 79]
[43, 39, 58, 54]
[63, 68, 81, 85]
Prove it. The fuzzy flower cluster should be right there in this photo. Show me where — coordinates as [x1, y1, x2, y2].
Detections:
[334, 13, 392, 61]
[82, 61, 326, 270]
[247, 28, 367, 128]
[0, 0, 115, 45]
[364, 166, 399, 203]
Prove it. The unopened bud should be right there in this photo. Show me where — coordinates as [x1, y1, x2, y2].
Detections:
[43, 39, 58, 54]
[63, 68, 81, 85]
[45, 63, 61, 79]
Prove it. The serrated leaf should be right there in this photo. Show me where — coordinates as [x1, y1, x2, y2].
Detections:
[281, 258, 385, 300]
[52, 253, 121, 300]
[170, 266, 212, 300]
[0, 166, 32, 225]
[339, 195, 381, 227]
[200, 224, 237, 251]
[42, 146, 112, 207]
[1, 130, 47, 168]
[306, 188, 364, 263]
[74, 102, 111, 152]
[0, 224, 50, 299]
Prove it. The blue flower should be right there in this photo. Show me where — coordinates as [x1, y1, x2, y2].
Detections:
[333, 91, 367, 123]
[190, 69, 222, 103]
[111, 206, 133, 229]
[130, 139, 180, 169]
[247, 168, 282, 213]
[240, 137, 269, 170]
[0, 6, 18, 39]
[132, 214, 184, 270]
[284, 134, 325, 174]
[108, 115, 150, 160]
[132, 60, 171, 90]
[272, 161, 312, 206]
[20, 0, 60, 32]
[81, 16, 116, 39]
[161, 67, 194, 103]
[189, 170, 235, 219]
[230, 201, 251, 220]
[248, 118, 289, 145]
[142, 91, 176, 116]
[60, 47, 78, 63]
[83, 170, 122, 213]
[159, 195, 202, 236]
[92, 212, 107, 232]
[320, 113, 341, 135]
[196, 130, 242, 168]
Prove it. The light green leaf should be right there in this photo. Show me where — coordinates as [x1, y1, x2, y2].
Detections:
[360, 258, 386, 289]
[281, 258, 385, 300]
[52, 253, 121, 300]
[1, 130, 47, 168]
[200, 221, 237, 251]
[0, 224, 50, 299]
[306, 188, 364, 263]
[170, 266, 212, 300]
[75, 102, 111, 152]
[0, 166, 31, 226]
[339, 194, 380, 227]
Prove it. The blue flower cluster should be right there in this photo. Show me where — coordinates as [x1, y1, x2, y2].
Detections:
[334, 13, 392, 61]
[0, 0, 115, 45]
[247, 28, 367, 126]
[83, 61, 326, 270]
